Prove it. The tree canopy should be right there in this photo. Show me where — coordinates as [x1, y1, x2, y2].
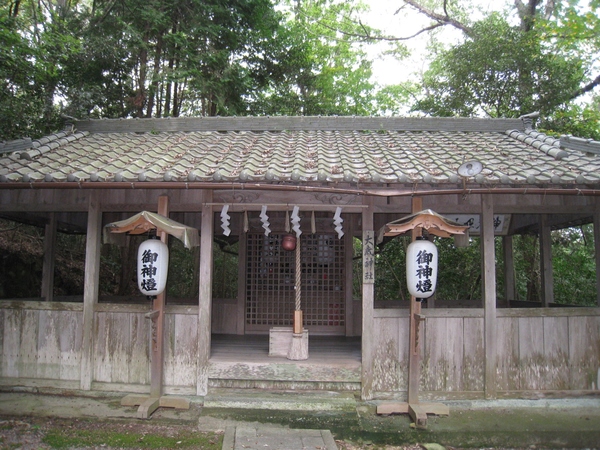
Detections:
[385, 0, 600, 138]
[1, 0, 599, 140]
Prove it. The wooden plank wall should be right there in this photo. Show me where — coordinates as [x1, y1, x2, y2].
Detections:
[2, 303, 598, 397]
[0, 306, 83, 383]
[0, 303, 199, 393]
[93, 311, 150, 385]
[163, 310, 198, 389]
[370, 314, 410, 394]
[372, 308, 600, 399]
[496, 312, 600, 392]
[421, 315, 485, 394]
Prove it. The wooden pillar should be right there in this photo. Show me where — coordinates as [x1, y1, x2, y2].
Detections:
[236, 231, 247, 335]
[361, 197, 375, 400]
[344, 217, 354, 337]
[150, 195, 169, 399]
[197, 190, 214, 396]
[80, 193, 102, 391]
[539, 214, 554, 307]
[594, 204, 600, 307]
[407, 197, 423, 405]
[502, 235, 515, 307]
[481, 194, 497, 399]
[41, 213, 57, 302]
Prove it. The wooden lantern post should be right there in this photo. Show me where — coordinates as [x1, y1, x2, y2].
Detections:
[376, 199, 469, 428]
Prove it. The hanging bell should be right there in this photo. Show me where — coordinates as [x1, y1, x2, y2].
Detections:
[281, 234, 297, 251]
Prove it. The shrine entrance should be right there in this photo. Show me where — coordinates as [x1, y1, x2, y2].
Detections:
[245, 232, 346, 335]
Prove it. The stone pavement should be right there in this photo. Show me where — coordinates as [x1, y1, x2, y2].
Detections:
[222, 424, 338, 450]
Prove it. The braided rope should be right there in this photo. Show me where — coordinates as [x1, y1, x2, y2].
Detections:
[295, 237, 301, 311]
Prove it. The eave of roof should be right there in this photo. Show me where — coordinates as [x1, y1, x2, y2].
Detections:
[0, 116, 598, 189]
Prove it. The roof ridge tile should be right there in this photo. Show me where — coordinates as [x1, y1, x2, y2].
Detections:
[506, 129, 568, 160]
[18, 130, 89, 161]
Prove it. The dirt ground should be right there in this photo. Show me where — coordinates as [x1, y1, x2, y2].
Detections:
[0, 416, 428, 450]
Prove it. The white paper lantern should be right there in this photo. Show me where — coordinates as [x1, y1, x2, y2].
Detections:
[406, 237, 438, 299]
[137, 238, 169, 297]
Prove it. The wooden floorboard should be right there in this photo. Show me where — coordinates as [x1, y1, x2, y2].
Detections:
[210, 334, 361, 366]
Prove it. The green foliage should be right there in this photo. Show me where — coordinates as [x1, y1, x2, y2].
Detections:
[551, 225, 597, 306]
[166, 238, 199, 300]
[0, 9, 57, 140]
[434, 236, 484, 302]
[413, 13, 585, 119]
[212, 240, 239, 299]
[539, 100, 600, 141]
[248, 0, 378, 116]
[0, 219, 43, 298]
[512, 234, 541, 302]
[373, 237, 409, 303]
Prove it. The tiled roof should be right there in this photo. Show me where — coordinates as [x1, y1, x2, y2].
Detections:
[0, 117, 598, 186]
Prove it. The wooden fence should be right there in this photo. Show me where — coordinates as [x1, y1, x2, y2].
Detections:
[372, 307, 600, 399]
[1, 301, 599, 399]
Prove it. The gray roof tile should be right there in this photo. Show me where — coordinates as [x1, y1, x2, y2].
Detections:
[0, 117, 598, 187]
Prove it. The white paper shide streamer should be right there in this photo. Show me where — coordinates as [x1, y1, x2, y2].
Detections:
[220, 204, 231, 236]
[260, 205, 271, 236]
[333, 207, 344, 239]
[291, 205, 302, 237]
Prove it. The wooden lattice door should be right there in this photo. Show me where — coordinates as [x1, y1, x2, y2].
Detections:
[245, 233, 345, 334]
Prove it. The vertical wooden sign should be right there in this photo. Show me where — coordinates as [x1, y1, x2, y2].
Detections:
[362, 230, 375, 284]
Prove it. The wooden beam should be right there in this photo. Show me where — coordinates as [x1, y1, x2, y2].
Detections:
[150, 195, 169, 398]
[539, 214, 554, 307]
[197, 190, 214, 396]
[407, 197, 423, 405]
[80, 192, 102, 390]
[502, 235, 515, 306]
[361, 197, 375, 400]
[595, 204, 600, 307]
[41, 213, 57, 302]
[481, 194, 497, 399]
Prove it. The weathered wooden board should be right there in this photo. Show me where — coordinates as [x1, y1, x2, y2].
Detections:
[128, 312, 150, 385]
[518, 317, 545, 390]
[164, 313, 198, 388]
[36, 310, 62, 380]
[542, 316, 569, 389]
[93, 312, 129, 383]
[568, 316, 600, 389]
[496, 316, 520, 391]
[212, 299, 238, 334]
[462, 317, 484, 392]
[1, 309, 21, 378]
[18, 310, 39, 379]
[58, 310, 83, 381]
[372, 317, 408, 393]
[421, 317, 464, 392]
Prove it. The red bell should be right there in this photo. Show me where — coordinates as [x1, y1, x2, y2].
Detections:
[282, 234, 297, 251]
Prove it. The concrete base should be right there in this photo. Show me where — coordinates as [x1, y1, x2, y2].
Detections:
[121, 394, 190, 419]
[269, 327, 308, 357]
[376, 401, 449, 429]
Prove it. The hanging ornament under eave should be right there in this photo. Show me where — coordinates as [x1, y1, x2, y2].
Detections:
[138, 237, 169, 298]
[291, 205, 302, 237]
[333, 207, 344, 239]
[220, 204, 231, 236]
[406, 236, 438, 300]
[260, 205, 271, 236]
[243, 211, 249, 233]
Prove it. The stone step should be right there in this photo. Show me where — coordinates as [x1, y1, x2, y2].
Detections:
[203, 388, 358, 412]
